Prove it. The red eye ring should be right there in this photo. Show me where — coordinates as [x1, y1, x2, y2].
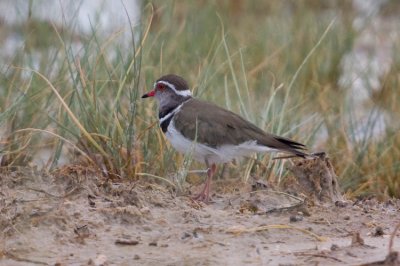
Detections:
[157, 83, 165, 90]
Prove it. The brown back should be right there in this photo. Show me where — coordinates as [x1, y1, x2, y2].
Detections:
[173, 99, 306, 157]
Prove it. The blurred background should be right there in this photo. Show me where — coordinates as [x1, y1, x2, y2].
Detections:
[0, 0, 399, 199]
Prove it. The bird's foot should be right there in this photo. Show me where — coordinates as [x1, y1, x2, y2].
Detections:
[192, 183, 212, 203]
[191, 163, 216, 204]
[191, 194, 214, 204]
[191, 192, 209, 203]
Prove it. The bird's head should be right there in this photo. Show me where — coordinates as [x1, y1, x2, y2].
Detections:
[142, 74, 192, 108]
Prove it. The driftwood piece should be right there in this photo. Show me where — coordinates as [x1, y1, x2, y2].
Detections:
[288, 153, 343, 204]
[359, 252, 399, 266]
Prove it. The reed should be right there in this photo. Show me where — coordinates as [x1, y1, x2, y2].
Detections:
[1, 1, 399, 198]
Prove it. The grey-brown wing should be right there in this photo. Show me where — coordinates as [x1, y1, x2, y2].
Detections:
[174, 99, 307, 157]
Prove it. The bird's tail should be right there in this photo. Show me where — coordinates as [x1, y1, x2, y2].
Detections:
[273, 136, 308, 158]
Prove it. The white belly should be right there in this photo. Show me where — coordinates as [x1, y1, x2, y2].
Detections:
[165, 120, 276, 164]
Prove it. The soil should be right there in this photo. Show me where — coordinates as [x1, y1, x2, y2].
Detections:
[1, 168, 399, 266]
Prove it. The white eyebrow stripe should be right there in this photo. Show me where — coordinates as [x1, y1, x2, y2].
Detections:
[156, 81, 192, 97]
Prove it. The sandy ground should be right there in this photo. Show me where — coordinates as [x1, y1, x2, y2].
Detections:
[1, 168, 399, 266]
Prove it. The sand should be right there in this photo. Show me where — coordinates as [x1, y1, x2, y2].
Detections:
[1, 168, 399, 265]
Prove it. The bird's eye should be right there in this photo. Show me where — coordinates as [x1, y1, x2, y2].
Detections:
[157, 83, 165, 90]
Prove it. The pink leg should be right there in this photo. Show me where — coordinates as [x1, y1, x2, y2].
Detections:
[192, 163, 217, 203]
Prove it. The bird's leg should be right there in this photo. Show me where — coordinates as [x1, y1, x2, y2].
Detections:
[192, 161, 217, 203]
[204, 163, 216, 201]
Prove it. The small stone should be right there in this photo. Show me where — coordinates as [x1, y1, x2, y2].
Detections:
[330, 244, 339, 251]
[346, 251, 358, 258]
[335, 201, 348, 208]
[74, 225, 90, 238]
[181, 232, 191, 240]
[115, 239, 139, 246]
[343, 215, 350, 220]
[142, 225, 152, 232]
[149, 241, 157, 246]
[300, 207, 311, 217]
[385, 199, 394, 206]
[134, 255, 140, 260]
[88, 254, 108, 266]
[289, 215, 303, 223]
[88, 200, 95, 207]
[251, 180, 268, 191]
[373, 226, 384, 237]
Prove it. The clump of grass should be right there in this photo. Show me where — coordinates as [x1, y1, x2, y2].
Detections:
[1, 1, 399, 199]
[0, 4, 153, 179]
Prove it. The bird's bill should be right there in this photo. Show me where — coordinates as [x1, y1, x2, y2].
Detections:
[141, 90, 155, 98]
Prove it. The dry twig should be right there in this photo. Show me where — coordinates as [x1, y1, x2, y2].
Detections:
[226, 224, 326, 242]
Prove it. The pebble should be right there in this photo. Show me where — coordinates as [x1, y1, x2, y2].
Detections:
[88, 254, 108, 266]
[115, 239, 139, 246]
[142, 225, 152, 232]
[181, 232, 191, 240]
[140, 207, 151, 214]
[335, 201, 348, 208]
[289, 215, 303, 222]
[344, 215, 350, 220]
[373, 226, 384, 236]
[149, 241, 158, 246]
[330, 244, 339, 251]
